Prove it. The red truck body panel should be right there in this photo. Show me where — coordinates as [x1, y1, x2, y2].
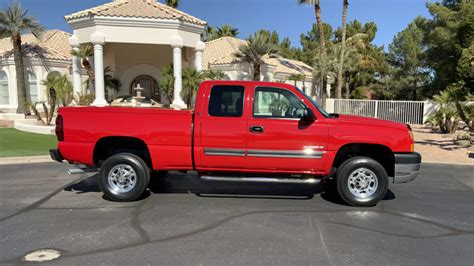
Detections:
[57, 80, 413, 176]
[58, 107, 193, 170]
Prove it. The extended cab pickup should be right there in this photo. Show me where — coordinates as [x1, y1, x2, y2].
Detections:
[50, 81, 421, 206]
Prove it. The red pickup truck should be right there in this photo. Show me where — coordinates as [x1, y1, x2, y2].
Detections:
[50, 81, 421, 206]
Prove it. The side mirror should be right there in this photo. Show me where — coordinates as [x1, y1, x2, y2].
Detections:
[302, 108, 316, 121]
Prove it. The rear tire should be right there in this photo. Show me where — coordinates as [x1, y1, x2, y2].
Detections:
[336, 156, 388, 207]
[98, 153, 150, 202]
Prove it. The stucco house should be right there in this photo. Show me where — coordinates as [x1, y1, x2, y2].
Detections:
[0, 30, 73, 112]
[0, 0, 314, 112]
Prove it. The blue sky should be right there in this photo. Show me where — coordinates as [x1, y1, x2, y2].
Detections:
[4, 0, 433, 49]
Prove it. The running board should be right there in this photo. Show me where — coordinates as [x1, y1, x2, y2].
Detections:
[200, 175, 320, 184]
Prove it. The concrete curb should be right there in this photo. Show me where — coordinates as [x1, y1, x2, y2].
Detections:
[14, 119, 55, 135]
[0, 155, 53, 165]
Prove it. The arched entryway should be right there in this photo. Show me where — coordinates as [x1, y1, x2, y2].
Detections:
[130, 75, 159, 100]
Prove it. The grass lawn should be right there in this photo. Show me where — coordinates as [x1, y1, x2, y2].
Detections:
[0, 128, 57, 157]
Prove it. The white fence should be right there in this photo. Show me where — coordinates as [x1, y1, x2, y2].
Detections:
[325, 99, 435, 125]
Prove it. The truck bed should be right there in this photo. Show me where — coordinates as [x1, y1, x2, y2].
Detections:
[58, 106, 194, 169]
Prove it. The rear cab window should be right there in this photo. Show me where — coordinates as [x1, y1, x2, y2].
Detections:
[208, 85, 245, 117]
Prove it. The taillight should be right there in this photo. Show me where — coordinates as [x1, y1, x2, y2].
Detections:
[55, 115, 64, 141]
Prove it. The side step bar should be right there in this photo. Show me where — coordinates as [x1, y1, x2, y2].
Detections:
[200, 175, 320, 184]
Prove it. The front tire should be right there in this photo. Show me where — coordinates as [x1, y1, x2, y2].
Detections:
[98, 153, 150, 202]
[336, 156, 388, 207]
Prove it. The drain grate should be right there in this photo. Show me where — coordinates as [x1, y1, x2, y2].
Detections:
[23, 249, 61, 262]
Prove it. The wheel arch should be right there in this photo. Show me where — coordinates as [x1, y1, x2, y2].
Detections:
[332, 143, 395, 177]
[93, 136, 152, 168]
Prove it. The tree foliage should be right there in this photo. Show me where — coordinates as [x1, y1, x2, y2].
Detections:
[71, 43, 94, 91]
[216, 24, 239, 38]
[158, 64, 175, 102]
[234, 31, 279, 81]
[164, 0, 179, 8]
[182, 68, 204, 106]
[204, 69, 227, 80]
[388, 20, 429, 100]
[420, 1, 474, 94]
[205, 24, 239, 41]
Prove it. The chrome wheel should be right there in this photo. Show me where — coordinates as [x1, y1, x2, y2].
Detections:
[107, 164, 137, 193]
[347, 167, 378, 198]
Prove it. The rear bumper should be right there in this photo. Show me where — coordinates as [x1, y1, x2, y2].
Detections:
[393, 152, 421, 183]
[49, 149, 63, 163]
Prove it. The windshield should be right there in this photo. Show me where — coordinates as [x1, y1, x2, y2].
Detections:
[295, 87, 330, 118]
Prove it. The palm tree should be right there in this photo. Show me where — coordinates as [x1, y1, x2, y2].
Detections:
[204, 25, 217, 41]
[41, 73, 73, 107]
[164, 0, 179, 8]
[71, 43, 94, 91]
[158, 64, 175, 103]
[234, 32, 279, 81]
[336, 0, 349, 98]
[41, 74, 59, 93]
[104, 66, 121, 92]
[336, 33, 370, 98]
[84, 66, 121, 100]
[216, 25, 239, 38]
[54, 74, 73, 106]
[40, 74, 57, 121]
[104, 66, 121, 100]
[0, 1, 45, 114]
[288, 73, 306, 86]
[298, 0, 327, 107]
[182, 68, 204, 106]
[204, 69, 226, 80]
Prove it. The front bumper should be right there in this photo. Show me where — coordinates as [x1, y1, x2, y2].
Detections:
[393, 152, 421, 183]
[49, 149, 63, 163]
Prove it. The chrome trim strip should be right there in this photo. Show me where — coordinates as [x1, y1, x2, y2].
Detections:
[201, 175, 320, 184]
[204, 148, 246, 157]
[247, 149, 323, 159]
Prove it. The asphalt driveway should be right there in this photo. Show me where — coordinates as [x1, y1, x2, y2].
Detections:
[0, 162, 473, 265]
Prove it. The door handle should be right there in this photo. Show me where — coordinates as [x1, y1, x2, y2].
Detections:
[250, 126, 264, 133]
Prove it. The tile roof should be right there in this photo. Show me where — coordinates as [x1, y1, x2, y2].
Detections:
[65, 0, 206, 26]
[266, 57, 313, 76]
[0, 30, 71, 61]
[203, 36, 313, 76]
[203, 37, 247, 66]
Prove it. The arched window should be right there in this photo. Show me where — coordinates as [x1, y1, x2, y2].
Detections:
[0, 70, 9, 104]
[28, 71, 38, 102]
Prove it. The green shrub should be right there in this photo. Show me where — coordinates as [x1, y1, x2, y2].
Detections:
[74, 92, 95, 106]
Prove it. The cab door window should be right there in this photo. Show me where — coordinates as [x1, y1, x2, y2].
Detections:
[253, 87, 306, 118]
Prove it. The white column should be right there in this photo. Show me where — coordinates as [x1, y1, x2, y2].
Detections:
[170, 36, 186, 109]
[194, 41, 205, 72]
[69, 35, 82, 98]
[91, 32, 107, 106]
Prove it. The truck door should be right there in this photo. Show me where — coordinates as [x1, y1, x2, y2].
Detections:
[196, 84, 248, 170]
[246, 86, 328, 174]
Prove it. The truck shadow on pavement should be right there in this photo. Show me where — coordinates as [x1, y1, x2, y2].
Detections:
[64, 171, 396, 206]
